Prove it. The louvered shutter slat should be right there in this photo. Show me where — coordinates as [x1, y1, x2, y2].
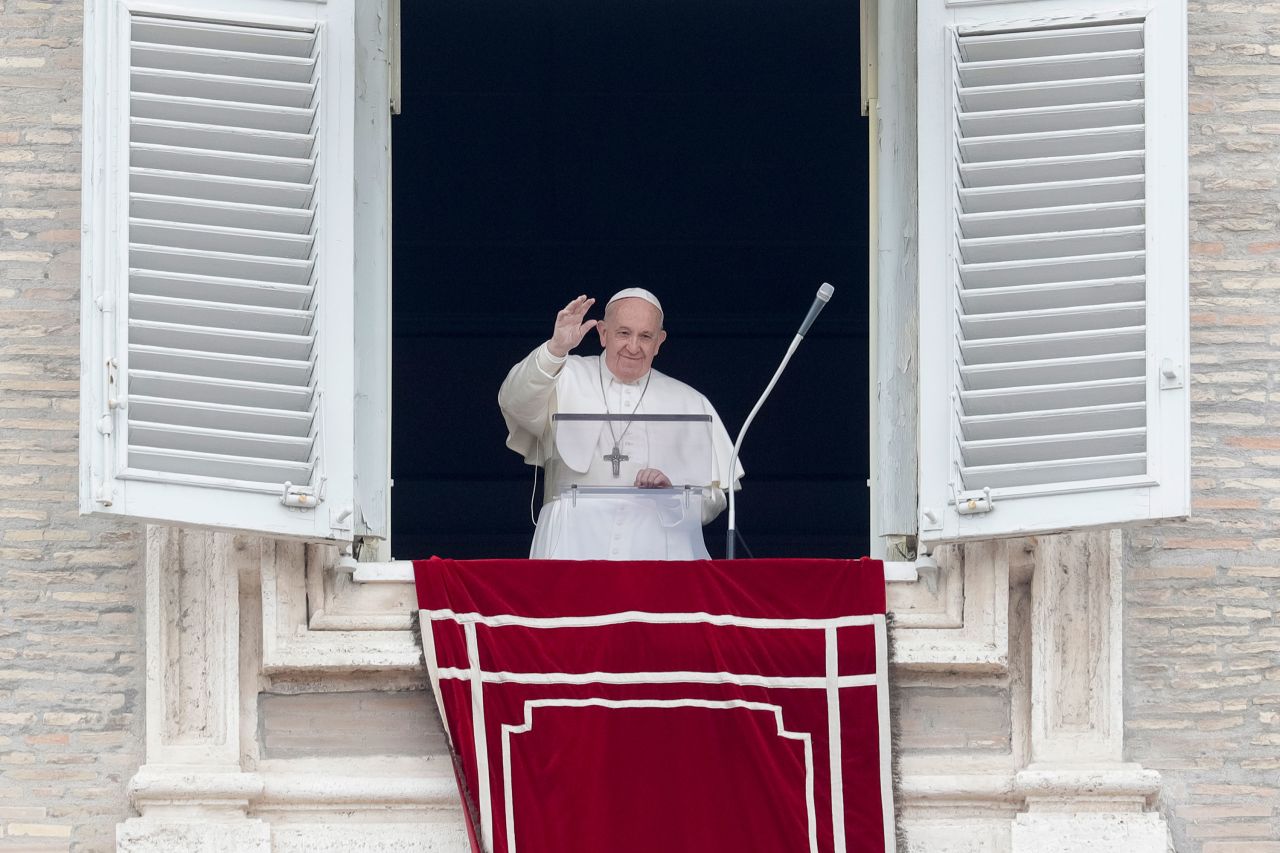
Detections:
[960, 453, 1147, 490]
[129, 370, 313, 411]
[130, 68, 316, 109]
[959, 50, 1144, 88]
[960, 251, 1146, 289]
[960, 200, 1144, 239]
[131, 93, 315, 134]
[131, 147, 316, 184]
[130, 168, 314, 209]
[962, 125, 1145, 163]
[960, 276, 1147, 314]
[958, 22, 1146, 61]
[959, 226, 1145, 264]
[131, 245, 313, 284]
[128, 396, 313, 437]
[960, 302, 1146, 337]
[130, 118, 316, 159]
[129, 270, 312, 310]
[129, 295, 314, 334]
[960, 326, 1145, 365]
[130, 220, 313, 259]
[130, 44, 316, 84]
[129, 421, 313, 461]
[129, 321, 314, 362]
[129, 346, 312, 386]
[960, 151, 1143, 188]
[960, 377, 1145, 420]
[960, 427, 1147, 467]
[961, 175, 1145, 214]
[961, 101, 1144, 137]
[961, 353, 1145, 390]
[130, 195, 313, 234]
[129, 17, 317, 57]
[960, 402, 1147, 442]
[127, 446, 314, 484]
[958, 75, 1144, 113]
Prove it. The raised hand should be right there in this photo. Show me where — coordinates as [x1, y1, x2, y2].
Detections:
[634, 468, 671, 489]
[547, 295, 598, 358]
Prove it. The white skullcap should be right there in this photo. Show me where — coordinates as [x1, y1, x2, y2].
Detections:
[606, 287, 663, 319]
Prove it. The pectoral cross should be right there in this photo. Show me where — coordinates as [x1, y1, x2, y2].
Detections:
[603, 445, 629, 477]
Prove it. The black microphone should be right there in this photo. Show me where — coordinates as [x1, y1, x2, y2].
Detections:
[798, 282, 835, 338]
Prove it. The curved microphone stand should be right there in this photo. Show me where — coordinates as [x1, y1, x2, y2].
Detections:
[725, 283, 834, 559]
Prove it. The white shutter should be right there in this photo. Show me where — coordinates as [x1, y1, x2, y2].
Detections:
[81, 0, 360, 540]
[917, 0, 1188, 543]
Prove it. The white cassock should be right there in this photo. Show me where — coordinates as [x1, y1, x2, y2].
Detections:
[499, 342, 743, 560]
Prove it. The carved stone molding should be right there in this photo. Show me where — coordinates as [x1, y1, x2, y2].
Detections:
[1028, 531, 1122, 764]
[1011, 530, 1168, 853]
[305, 544, 417, 631]
[119, 527, 273, 852]
[144, 526, 245, 766]
[119, 527, 466, 852]
[260, 542, 419, 674]
[122, 525, 1170, 853]
[891, 540, 1020, 672]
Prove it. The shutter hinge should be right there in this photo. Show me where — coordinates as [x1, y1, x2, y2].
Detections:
[955, 486, 994, 516]
[1160, 358, 1184, 390]
[281, 482, 320, 509]
[105, 357, 125, 412]
[94, 357, 121, 507]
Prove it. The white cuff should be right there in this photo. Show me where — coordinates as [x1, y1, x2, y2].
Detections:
[535, 342, 566, 378]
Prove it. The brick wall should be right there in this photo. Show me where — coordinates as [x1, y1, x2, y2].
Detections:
[0, 1, 146, 851]
[1123, 4, 1280, 851]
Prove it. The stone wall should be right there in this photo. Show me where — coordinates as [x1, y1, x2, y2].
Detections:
[1122, 4, 1280, 851]
[0, 1, 146, 850]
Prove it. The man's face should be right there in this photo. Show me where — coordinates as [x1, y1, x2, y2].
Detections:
[596, 297, 667, 383]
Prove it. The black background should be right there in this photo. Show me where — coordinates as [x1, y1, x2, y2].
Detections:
[390, 0, 869, 559]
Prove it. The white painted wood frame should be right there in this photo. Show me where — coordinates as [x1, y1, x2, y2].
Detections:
[80, 0, 375, 541]
[916, 0, 1189, 543]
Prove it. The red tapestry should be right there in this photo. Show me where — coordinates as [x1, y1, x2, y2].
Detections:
[414, 558, 895, 853]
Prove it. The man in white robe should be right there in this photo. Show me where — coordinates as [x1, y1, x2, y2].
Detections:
[499, 289, 742, 560]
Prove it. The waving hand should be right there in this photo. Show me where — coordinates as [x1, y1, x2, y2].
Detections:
[547, 295, 598, 358]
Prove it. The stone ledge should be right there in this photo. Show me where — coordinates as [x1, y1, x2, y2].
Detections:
[898, 766, 1162, 812]
[129, 765, 462, 815]
[130, 766, 262, 816]
[1015, 764, 1161, 811]
[257, 773, 460, 809]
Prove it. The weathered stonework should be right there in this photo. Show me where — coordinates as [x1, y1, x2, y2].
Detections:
[1120, 4, 1280, 849]
[0, 0, 147, 849]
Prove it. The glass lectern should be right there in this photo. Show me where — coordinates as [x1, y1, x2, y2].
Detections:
[541, 413, 717, 560]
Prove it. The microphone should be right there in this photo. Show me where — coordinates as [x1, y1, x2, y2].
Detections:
[798, 282, 835, 338]
[726, 283, 835, 559]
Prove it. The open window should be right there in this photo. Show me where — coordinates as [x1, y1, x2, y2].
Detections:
[79, 0, 1189, 558]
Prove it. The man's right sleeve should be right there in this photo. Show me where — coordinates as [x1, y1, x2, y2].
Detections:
[498, 343, 564, 463]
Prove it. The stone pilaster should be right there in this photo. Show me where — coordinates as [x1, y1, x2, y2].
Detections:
[1011, 531, 1167, 852]
[117, 526, 270, 852]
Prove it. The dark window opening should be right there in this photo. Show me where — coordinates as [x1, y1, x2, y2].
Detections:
[391, 0, 870, 559]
